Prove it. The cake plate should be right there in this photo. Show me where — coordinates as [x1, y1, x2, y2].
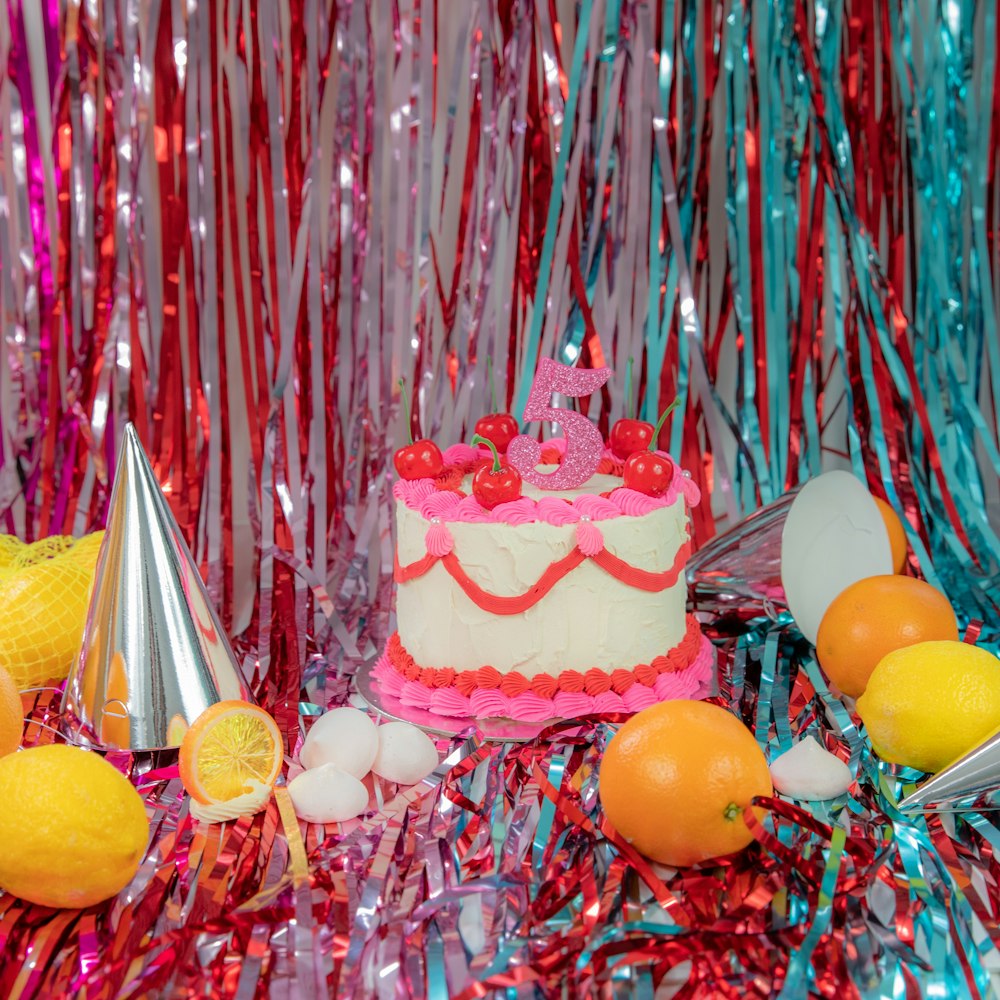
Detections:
[355, 656, 555, 743]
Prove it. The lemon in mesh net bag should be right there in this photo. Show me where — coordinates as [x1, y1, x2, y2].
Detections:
[0, 533, 104, 689]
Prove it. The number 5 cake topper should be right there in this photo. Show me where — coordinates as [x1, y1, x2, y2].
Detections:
[507, 359, 612, 490]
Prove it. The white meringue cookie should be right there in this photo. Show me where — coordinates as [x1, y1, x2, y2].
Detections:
[288, 764, 369, 824]
[769, 736, 853, 801]
[371, 721, 439, 785]
[300, 707, 378, 778]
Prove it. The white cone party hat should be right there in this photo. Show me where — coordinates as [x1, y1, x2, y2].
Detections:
[61, 424, 252, 750]
[686, 490, 797, 608]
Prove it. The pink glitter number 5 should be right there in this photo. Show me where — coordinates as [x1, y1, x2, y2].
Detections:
[507, 359, 612, 490]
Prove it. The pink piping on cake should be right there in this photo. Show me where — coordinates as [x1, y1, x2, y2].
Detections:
[491, 499, 539, 525]
[575, 519, 604, 556]
[373, 633, 715, 721]
[608, 488, 667, 516]
[442, 443, 481, 465]
[535, 497, 579, 525]
[395, 476, 693, 524]
[394, 437, 700, 524]
[424, 521, 455, 557]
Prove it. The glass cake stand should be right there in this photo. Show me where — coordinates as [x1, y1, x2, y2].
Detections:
[354, 655, 556, 743]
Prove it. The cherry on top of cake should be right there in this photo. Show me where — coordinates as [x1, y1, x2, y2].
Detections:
[608, 358, 658, 461]
[469, 434, 523, 510]
[393, 378, 444, 480]
[619, 398, 682, 497]
[472, 358, 520, 455]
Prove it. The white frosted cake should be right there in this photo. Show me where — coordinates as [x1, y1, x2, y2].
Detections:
[375, 439, 714, 722]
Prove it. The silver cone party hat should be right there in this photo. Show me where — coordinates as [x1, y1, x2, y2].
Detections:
[899, 728, 1000, 813]
[61, 423, 252, 750]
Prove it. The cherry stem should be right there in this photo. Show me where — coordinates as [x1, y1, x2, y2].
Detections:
[487, 356, 498, 413]
[648, 397, 681, 452]
[398, 378, 414, 446]
[471, 434, 502, 474]
[625, 356, 634, 420]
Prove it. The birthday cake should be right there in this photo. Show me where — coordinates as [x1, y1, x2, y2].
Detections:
[375, 429, 715, 722]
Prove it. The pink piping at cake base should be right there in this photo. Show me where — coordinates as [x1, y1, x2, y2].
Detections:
[373, 634, 716, 721]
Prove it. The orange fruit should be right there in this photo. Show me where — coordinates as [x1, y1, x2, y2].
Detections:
[816, 575, 957, 698]
[178, 701, 283, 805]
[598, 700, 771, 867]
[0, 666, 22, 757]
[873, 496, 908, 573]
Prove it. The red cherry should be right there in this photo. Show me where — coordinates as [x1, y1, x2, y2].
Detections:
[472, 462, 522, 509]
[609, 418, 655, 460]
[619, 397, 681, 495]
[470, 433, 522, 509]
[622, 451, 675, 497]
[474, 413, 520, 453]
[393, 440, 444, 480]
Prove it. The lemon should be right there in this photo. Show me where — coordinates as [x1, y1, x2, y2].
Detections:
[0, 744, 149, 908]
[0, 534, 103, 688]
[0, 665, 23, 757]
[857, 640, 1000, 773]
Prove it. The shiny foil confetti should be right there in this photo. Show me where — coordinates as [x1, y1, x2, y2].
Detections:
[1, 0, 1000, 996]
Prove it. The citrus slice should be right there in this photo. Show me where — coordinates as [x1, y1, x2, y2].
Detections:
[179, 701, 283, 804]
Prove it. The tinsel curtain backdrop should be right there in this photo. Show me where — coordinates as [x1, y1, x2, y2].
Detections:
[2, 0, 1000, 996]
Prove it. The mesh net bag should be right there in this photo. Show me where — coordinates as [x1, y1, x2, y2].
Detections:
[0, 532, 105, 689]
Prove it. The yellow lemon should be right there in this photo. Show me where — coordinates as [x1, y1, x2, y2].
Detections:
[857, 640, 1000, 773]
[0, 744, 148, 908]
[0, 665, 23, 757]
[0, 533, 104, 688]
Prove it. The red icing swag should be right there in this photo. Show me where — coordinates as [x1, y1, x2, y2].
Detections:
[395, 538, 692, 615]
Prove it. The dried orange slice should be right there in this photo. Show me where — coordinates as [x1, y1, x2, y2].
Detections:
[178, 701, 283, 805]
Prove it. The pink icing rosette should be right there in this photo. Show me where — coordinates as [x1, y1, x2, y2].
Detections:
[424, 521, 454, 557]
[442, 443, 479, 465]
[552, 690, 597, 718]
[469, 688, 510, 718]
[419, 491, 463, 520]
[534, 497, 579, 525]
[395, 478, 437, 504]
[507, 692, 560, 722]
[622, 683, 659, 713]
[572, 494, 621, 521]
[609, 487, 669, 516]
[575, 519, 604, 556]
[429, 688, 472, 716]
[593, 691, 627, 713]
[454, 495, 494, 523]
[491, 498, 538, 525]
